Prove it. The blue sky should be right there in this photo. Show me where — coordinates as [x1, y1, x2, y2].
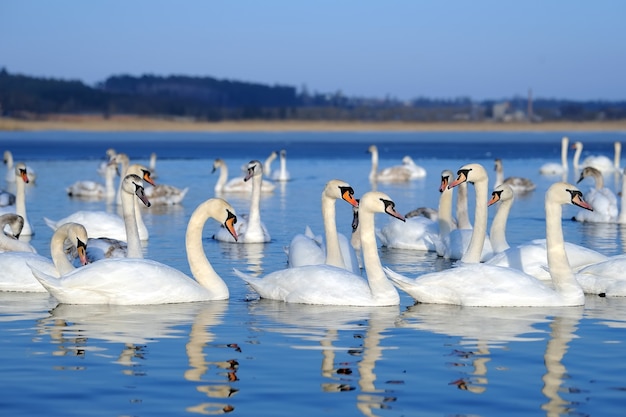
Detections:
[1, 1, 625, 101]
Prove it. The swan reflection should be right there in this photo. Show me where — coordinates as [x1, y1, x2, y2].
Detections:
[0, 292, 56, 322]
[397, 303, 583, 414]
[249, 300, 399, 417]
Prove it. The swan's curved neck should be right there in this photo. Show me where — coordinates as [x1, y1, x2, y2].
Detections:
[572, 145, 582, 170]
[545, 200, 582, 300]
[494, 164, 504, 188]
[116, 157, 130, 205]
[489, 198, 512, 253]
[51, 228, 78, 275]
[14, 174, 27, 222]
[321, 194, 344, 268]
[369, 149, 379, 181]
[456, 182, 472, 230]
[215, 164, 228, 192]
[360, 208, 399, 303]
[105, 166, 116, 199]
[245, 173, 263, 239]
[591, 171, 604, 190]
[561, 138, 569, 170]
[461, 179, 488, 263]
[185, 201, 229, 299]
[122, 188, 143, 259]
[279, 154, 287, 174]
[437, 188, 454, 238]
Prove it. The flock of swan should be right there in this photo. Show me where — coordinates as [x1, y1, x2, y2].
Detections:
[1, 138, 626, 308]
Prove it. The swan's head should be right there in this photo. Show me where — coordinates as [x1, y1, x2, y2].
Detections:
[209, 198, 238, 241]
[401, 155, 414, 165]
[324, 179, 358, 208]
[3, 150, 12, 165]
[488, 184, 514, 207]
[105, 148, 116, 159]
[360, 191, 405, 222]
[1, 213, 24, 239]
[126, 164, 156, 187]
[14, 163, 29, 184]
[577, 166, 602, 185]
[449, 163, 487, 188]
[548, 182, 593, 211]
[67, 223, 89, 266]
[123, 174, 151, 208]
[367, 144, 378, 154]
[211, 158, 225, 173]
[571, 141, 583, 151]
[279, 149, 287, 158]
[494, 158, 503, 171]
[439, 170, 454, 193]
[244, 160, 263, 181]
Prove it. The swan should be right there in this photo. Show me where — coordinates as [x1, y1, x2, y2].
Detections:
[271, 149, 291, 181]
[580, 141, 621, 174]
[262, 151, 278, 178]
[494, 158, 536, 194]
[384, 176, 591, 307]
[66, 159, 117, 200]
[540, 136, 569, 176]
[97, 148, 116, 177]
[287, 179, 359, 273]
[3, 150, 36, 183]
[213, 160, 270, 243]
[149, 151, 158, 177]
[28, 197, 238, 304]
[367, 145, 411, 183]
[572, 166, 618, 223]
[144, 182, 189, 205]
[233, 191, 405, 306]
[401, 155, 427, 179]
[571, 141, 584, 171]
[45, 173, 152, 242]
[212, 158, 275, 193]
[377, 170, 453, 252]
[0, 163, 34, 236]
[486, 180, 609, 279]
[487, 184, 515, 253]
[0, 222, 88, 292]
[0, 214, 36, 253]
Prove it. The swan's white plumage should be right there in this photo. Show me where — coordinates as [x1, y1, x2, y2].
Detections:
[367, 145, 412, 183]
[287, 179, 359, 273]
[386, 166, 590, 307]
[0, 222, 88, 292]
[401, 155, 427, 179]
[580, 141, 621, 174]
[29, 198, 239, 304]
[494, 158, 536, 194]
[213, 160, 271, 243]
[540, 136, 569, 175]
[487, 184, 515, 253]
[235, 191, 405, 306]
[4, 150, 37, 183]
[66, 161, 117, 200]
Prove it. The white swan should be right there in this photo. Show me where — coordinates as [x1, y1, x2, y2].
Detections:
[97, 148, 117, 177]
[45, 173, 152, 242]
[580, 141, 621, 174]
[271, 149, 291, 181]
[144, 182, 189, 205]
[377, 170, 453, 252]
[385, 175, 591, 307]
[213, 160, 270, 243]
[573, 166, 618, 223]
[212, 158, 275, 193]
[233, 191, 405, 306]
[367, 145, 411, 183]
[287, 179, 359, 273]
[66, 160, 117, 200]
[487, 184, 515, 253]
[494, 158, 536, 194]
[3, 150, 36, 183]
[540, 136, 569, 176]
[262, 151, 278, 178]
[0, 213, 36, 253]
[401, 155, 427, 179]
[0, 222, 88, 292]
[0, 163, 34, 236]
[29, 197, 238, 304]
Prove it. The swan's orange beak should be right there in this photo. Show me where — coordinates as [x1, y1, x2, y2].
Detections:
[488, 190, 503, 206]
[142, 170, 156, 186]
[341, 187, 359, 208]
[76, 239, 89, 266]
[570, 190, 593, 211]
[225, 210, 238, 241]
[19, 168, 29, 184]
[449, 169, 469, 189]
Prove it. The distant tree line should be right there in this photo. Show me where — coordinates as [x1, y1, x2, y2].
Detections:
[1, 67, 625, 122]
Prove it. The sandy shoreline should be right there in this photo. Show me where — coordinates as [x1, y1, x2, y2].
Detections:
[1, 115, 626, 133]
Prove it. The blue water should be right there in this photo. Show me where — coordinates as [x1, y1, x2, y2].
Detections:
[1, 130, 626, 416]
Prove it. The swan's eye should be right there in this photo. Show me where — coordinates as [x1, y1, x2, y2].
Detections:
[379, 198, 394, 210]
